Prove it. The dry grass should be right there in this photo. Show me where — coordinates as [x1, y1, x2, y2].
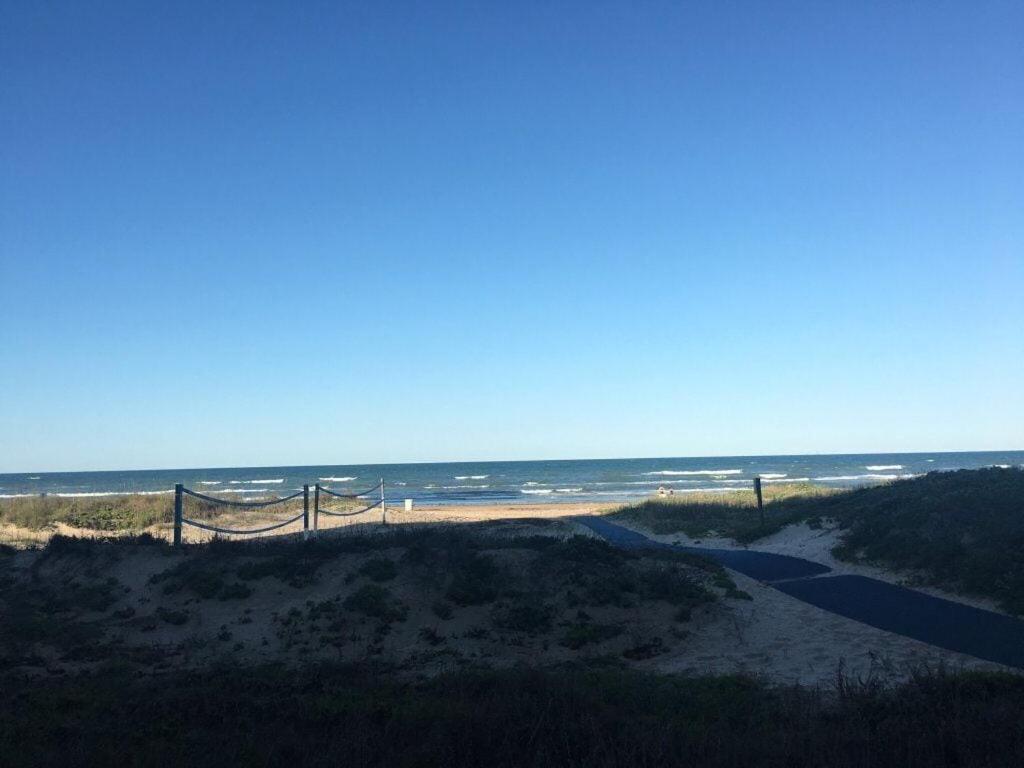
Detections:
[613, 482, 837, 542]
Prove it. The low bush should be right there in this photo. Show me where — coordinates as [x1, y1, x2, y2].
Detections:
[343, 585, 408, 623]
[4, 665, 1020, 767]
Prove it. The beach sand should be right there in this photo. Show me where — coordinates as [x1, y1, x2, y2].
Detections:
[2, 499, 1016, 684]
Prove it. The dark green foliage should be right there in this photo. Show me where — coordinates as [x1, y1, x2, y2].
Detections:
[490, 597, 554, 634]
[156, 607, 188, 626]
[622, 636, 667, 660]
[217, 582, 253, 600]
[726, 587, 753, 601]
[236, 555, 322, 588]
[5, 665, 1021, 768]
[431, 600, 454, 620]
[358, 557, 398, 582]
[821, 468, 1024, 614]
[446, 552, 502, 606]
[640, 566, 716, 612]
[150, 561, 224, 599]
[560, 621, 623, 649]
[343, 585, 408, 623]
[418, 627, 445, 646]
[617, 468, 1024, 614]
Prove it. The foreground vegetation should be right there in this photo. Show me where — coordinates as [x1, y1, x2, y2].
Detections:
[0, 521, 741, 675]
[614, 482, 836, 543]
[1, 663, 1022, 767]
[615, 468, 1024, 614]
[0, 493, 174, 532]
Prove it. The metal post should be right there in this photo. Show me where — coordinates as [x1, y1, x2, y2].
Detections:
[380, 478, 386, 525]
[314, 484, 320, 535]
[754, 477, 764, 527]
[173, 484, 183, 546]
[303, 484, 310, 541]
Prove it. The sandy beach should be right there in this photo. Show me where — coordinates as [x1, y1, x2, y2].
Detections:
[3, 497, 1014, 685]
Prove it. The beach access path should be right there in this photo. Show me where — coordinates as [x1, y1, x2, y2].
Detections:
[577, 516, 1024, 671]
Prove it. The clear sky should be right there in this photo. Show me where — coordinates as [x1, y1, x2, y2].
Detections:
[1, 1, 1022, 472]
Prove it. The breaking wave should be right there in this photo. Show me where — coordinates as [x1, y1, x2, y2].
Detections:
[643, 469, 743, 476]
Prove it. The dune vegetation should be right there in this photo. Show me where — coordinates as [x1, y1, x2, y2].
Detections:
[2, 661, 1023, 767]
[0, 492, 174, 532]
[614, 468, 1024, 614]
[0, 521, 743, 677]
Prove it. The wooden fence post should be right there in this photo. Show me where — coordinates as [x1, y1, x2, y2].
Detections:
[754, 477, 764, 527]
[303, 484, 310, 540]
[314, 484, 320, 535]
[173, 484, 183, 546]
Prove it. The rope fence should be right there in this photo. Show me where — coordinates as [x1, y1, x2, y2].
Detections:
[173, 479, 387, 545]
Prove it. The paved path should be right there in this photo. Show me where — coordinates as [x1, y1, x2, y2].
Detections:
[577, 516, 1024, 670]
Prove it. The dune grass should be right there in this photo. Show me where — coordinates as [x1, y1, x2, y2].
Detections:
[614, 468, 1024, 614]
[612, 482, 836, 543]
[0, 493, 174, 531]
[1, 663, 1022, 767]
[822, 468, 1024, 614]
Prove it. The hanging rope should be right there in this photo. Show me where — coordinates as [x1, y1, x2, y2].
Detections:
[318, 481, 381, 500]
[181, 511, 305, 535]
[317, 498, 383, 518]
[181, 487, 304, 508]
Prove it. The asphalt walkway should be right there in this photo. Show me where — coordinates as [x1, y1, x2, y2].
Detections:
[577, 516, 1024, 669]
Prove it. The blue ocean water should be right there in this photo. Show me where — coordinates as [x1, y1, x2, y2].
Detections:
[1, 451, 1021, 504]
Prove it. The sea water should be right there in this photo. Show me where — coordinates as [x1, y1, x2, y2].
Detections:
[1, 451, 1021, 504]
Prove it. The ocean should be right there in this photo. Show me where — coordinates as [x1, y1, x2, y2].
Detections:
[1, 451, 1021, 504]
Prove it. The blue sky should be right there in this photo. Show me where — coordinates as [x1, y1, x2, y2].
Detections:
[1, 1, 1022, 472]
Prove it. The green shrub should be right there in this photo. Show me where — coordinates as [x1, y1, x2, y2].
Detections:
[446, 553, 502, 605]
[431, 600, 454, 620]
[560, 621, 623, 650]
[358, 557, 398, 582]
[490, 597, 553, 634]
[156, 607, 188, 626]
[343, 585, 408, 622]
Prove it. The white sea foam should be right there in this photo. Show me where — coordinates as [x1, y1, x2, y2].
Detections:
[594, 479, 699, 486]
[28, 476, 41, 480]
[249, 478, 283, 483]
[590, 490, 662, 497]
[762, 477, 811, 483]
[555, 488, 583, 493]
[212, 488, 271, 494]
[814, 473, 917, 482]
[759, 473, 788, 479]
[455, 475, 489, 480]
[443, 484, 490, 489]
[200, 481, 221, 485]
[865, 465, 903, 471]
[927, 459, 936, 462]
[522, 482, 546, 487]
[992, 464, 1011, 469]
[320, 476, 357, 482]
[229, 480, 242, 484]
[0, 493, 36, 498]
[521, 489, 553, 495]
[643, 469, 743, 476]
